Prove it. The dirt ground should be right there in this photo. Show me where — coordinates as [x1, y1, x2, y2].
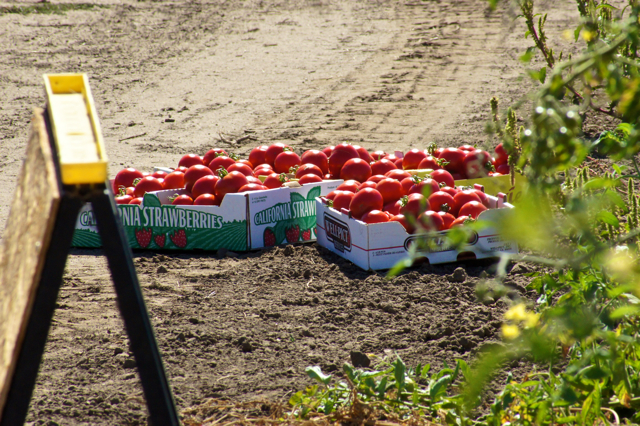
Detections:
[0, 0, 594, 424]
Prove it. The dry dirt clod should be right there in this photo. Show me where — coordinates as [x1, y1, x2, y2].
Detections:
[156, 265, 168, 273]
[510, 263, 531, 274]
[447, 267, 467, 283]
[350, 350, 371, 368]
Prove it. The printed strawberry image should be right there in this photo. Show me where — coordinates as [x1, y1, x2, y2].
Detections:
[301, 228, 311, 241]
[154, 234, 166, 248]
[285, 225, 300, 243]
[169, 229, 187, 248]
[264, 228, 276, 247]
[135, 228, 152, 248]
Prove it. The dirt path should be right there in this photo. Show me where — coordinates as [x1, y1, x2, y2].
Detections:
[0, 0, 576, 424]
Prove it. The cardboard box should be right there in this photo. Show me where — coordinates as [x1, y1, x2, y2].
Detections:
[316, 193, 518, 271]
[72, 180, 342, 251]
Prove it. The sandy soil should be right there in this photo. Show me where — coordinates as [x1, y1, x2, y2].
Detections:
[0, 0, 587, 424]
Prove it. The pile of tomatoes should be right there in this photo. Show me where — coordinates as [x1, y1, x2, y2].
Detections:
[112, 142, 510, 207]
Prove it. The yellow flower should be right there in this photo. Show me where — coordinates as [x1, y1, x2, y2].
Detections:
[524, 312, 540, 328]
[582, 30, 597, 42]
[505, 304, 527, 321]
[502, 324, 521, 340]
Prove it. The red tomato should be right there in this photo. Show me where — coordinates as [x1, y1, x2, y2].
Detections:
[113, 168, 144, 193]
[418, 156, 443, 170]
[400, 177, 415, 195]
[367, 174, 387, 183]
[246, 176, 262, 185]
[215, 171, 249, 199]
[129, 197, 143, 205]
[333, 191, 356, 211]
[178, 154, 203, 168]
[133, 176, 163, 198]
[253, 166, 274, 178]
[263, 173, 288, 189]
[394, 158, 404, 168]
[390, 213, 412, 233]
[296, 163, 324, 179]
[191, 194, 215, 206]
[248, 146, 268, 168]
[349, 188, 384, 220]
[496, 164, 510, 175]
[401, 193, 427, 218]
[376, 178, 404, 204]
[437, 148, 466, 174]
[191, 175, 221, 199]
[265, 143, 292, 167]
[151, 170, 168, 180]
[472, 189, 491, 207]
[125, 186, 135, 196]
[301, 150, 329, 174]
[383, 199, 403, 216]
[239, 183, 268, 192]
[340, 158, 372, 182]
[462, 149, 493, 179]
[202, 149, 228, 166]
[359, 181, 378, 190]
[227, 163, 254, 176]
[402, 149, 428, 170]
[325, 190, 341, 201]
[384, 153, 401, 162]
[299, 174, 323, 184]
[428, 191, 455, 213]
[495, 143, 508, 163]
[384, 169, 411, 181]
[451, 215, 472, 227]
[116, 194, 133, 205]
[370, 150, 387, 161]
[417, 210, 445, 231]
[459, 201, 488, 219]
[353, 145, 373, 163]
[184, 165, 214, 192]
[328, 143, 360, 178]
[361, 210, 389, 224]
[433, 147, 445, 157]
[459, 144, 476, 152]
[208, 156, 236, 174]
[172, 194, 194, 205]
[337, 180, 360, 193]
[370, 159, 397, 176]
[438, 211, 456, 229]
[237, 159, 254, 170]
[439, 186, 459, 197]
[408, 178, 439, 197]
[274, 151, 302, 174]
[430, 169, 455, 188]
[163, 171, 185, 190]
[452, 190, 482, 216]
[322, 145, 335, 157]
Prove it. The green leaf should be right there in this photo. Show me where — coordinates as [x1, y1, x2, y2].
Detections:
[610, 304, 640, 319]
[430, 375, 451, 399]
[142, 193, 162, 208]
[307, 186, 321, 201]
[342, 363, 356, 382]
[612, 163, 622, 176]
[387, 257, 413, 278]
[520, 47, 535, 63]
[376, 377, 388, 399]
[306, 366, 332, 385]
[289, 390, 304, 406]
[392, 357, 407, 393]
[596, 210, 620, 227]
[574, 24, 583, 42]
[538, 66, 547, 83]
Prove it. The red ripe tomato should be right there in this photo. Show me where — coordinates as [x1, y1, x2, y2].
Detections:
[367, 174, 387, 183]
[238, 183, 268, 192]
[353, 145, 373, 163]
[328, 143, 360, 178]
[402, 149, 428, 170]
[472, 189, 491, 208]
[359, 181, 378, 190]
[208, 156, 236, 174]
[129, 197, 143, 205]
[227, 163, 254, 176]
[113, 168, 144, 193]
[384, 153, 400, 162]
[125, 187, 135, 196]
[418, 210, 445, 231]
[361, 210, 389, 224]
[440, 186, 459, 197]
[237, 159, 254, 169]
[430, 169, 455, 188]
[263, 173, 288, 189]
[296, 163, 324, 179]
[191, 175, 221, 199]
[462, 149, 493, 179]
[371, 150, 387, 161]
[175, 166, 189, 173]
[451, 215, 471, 228]
[326, 190, 342, 201]
[495, 143, 508, 163]
[274, 151, 302, 174]
[337, 180, 360, 193]
[458, 201, 488, 219]
[496, 164, 510, 175]
[333, 191, 356, 211]
[433, 147, 445, 157]
[376, 178, 404, 204]
[299, 174, 323, 185]
[408, 178, 439, 197]
[246, 176, 262, 185]
[202, 149, 228, 166]
[459, 144, 476, 152]
[400, 176, 415, 195]
[438, 211, 456, 229]
[151, 170, 168, 180]
[370, 159, 397, 176]
[322, 145, 335, 157]
[253, 166, 274, 178]
[215, 171, 249, 199]
[349, 188, 384, 220]
[401, 193, 427, 218]
[301, 150, 329, 174]
[133, 176, 164, 198]
[384, 169, 411, 181]
[452, 190, 482, 216]
[418, 156, 443, 170]
[394, 158, 404, 168]
[172, 194, 194, 205]
[428, 191, 455, 213]
[194, 194, 218, 205]
[438, 148, 466, 174]
[390, 213, 412, 233]
[178, 154, 203, 168]
[383, 199, 403, 216]
[340, 158, 372, 182]
[184, 165, 214, 192]
[116, 194, 133, 205]
[163, 171, 185, 190]
[265, 143, 292, 167]
[248, 146, 268, 168]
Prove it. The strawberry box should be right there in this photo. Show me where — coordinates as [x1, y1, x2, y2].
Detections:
[315, 193, 518, 271]
[72, 180, 342, 251]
